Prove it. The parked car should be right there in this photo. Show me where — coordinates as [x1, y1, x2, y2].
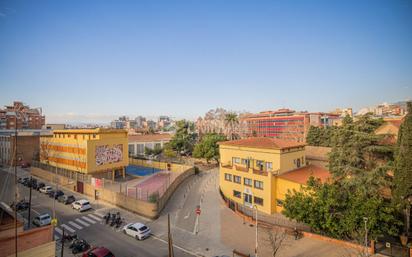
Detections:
[47, 190, 55, 197]
[72, 199, 92, 212]
[21, 162, 30, 168]
[82, 247, 115, 257]
[33, 213, 51, 227]
[39, 185, 53, 194]
[52, 190, 64, 199]
[58, 195, 76, 205]
[37, 182, 45, 191]
[122, 223, 151, 240]
[19, 177, 29, 184]
[29, 178, 38, 189]
[11, 200, 29, 212]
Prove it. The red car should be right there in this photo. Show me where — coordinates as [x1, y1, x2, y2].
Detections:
[82, 247, 114, 257]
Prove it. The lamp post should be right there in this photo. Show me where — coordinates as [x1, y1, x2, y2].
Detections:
[254, 204, 258, 257]
[363, 217, 368, 256]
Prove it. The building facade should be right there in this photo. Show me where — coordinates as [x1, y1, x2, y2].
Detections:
[0, 101, 45, 130]
[40, 128, 128, 177]
[0, 130, 52, 166]
[128, 134, 171, 156]
[219, 137, 330, 214]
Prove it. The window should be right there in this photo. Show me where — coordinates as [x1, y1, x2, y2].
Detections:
[232, 157, 241, 164]
[244, 178, 252, 187]
[241, 158, 250, 166]
[74, 135, 77, 139]
[296, 158, 301, 168]
[92, 134, 96, 139]
[244, 193, 252, 204]
[224, 173, 232, 181]
[276, 199, 284, 207]
[256, 160, 264, 170]
[233, 190, 241, 198]
[266, 162, 273, 170]
[233, 175, 241, 184]
[128, 144, 135, 155]
[254, 180, 263, 190]
[254, 196, 264, 206]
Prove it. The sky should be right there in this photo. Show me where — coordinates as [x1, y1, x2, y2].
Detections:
[0, 0, 411, 124]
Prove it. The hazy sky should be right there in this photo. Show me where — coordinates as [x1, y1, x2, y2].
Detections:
[1, 0, 411, 123]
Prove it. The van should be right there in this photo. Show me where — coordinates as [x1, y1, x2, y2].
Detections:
[33, 213, 51, 227]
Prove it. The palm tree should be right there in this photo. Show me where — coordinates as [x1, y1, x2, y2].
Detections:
[224, 112, 239, 140]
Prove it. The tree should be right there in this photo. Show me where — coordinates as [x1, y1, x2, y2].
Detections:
[392, 102, 412, 235]
[306, 126, 321, 146]
[224, 112, 239, 140]
[168, 120, 197, 156]
[283, 114, 401, 241]
[264, 227, 287, 257]
[162, 143, 177, 158]
[193, 133, 227, 163]
[144, 145, 163, 156]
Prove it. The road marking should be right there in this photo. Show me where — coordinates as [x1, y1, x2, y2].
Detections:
[151, 234, 197, 257]
[81, 216, 96, 224]
[93, 212, 105, 218]
[69, 221, 83, 230]
[75, 218, 90, 227]
[55, 235, 60, 241]
[61, 224, 75, 233]
[55, 227, 63, 235]
[184, 212, 190, 219]
[88, 214, 101, 221]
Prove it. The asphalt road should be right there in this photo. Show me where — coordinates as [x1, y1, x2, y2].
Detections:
[0, 167, 195, 257]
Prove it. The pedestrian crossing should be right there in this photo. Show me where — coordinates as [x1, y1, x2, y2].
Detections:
[54, 212, 104, 240]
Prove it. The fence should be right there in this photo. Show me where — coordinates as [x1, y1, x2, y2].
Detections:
[31, 160, 91, 184]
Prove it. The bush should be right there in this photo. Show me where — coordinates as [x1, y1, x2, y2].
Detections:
[148, 192, 159, 203]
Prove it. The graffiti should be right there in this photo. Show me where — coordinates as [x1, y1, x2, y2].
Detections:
[95, 144, 123, 166]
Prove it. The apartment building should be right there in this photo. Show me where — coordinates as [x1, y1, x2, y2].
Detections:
[0, 101, 45, 130]
[40, 128, 128, 178]
[219, 137, 330, 214]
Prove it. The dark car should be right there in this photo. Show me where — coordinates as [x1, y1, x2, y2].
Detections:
[82, 247, 114, 257]
[58, 195, 75, 205]
[12, 200, 29, 212]
[47, 190, 55, 198]
[29, 178, 38, 189]
[19, 177, 29, 184]
[37, 182, 45, 191]
[21, 162, 30, 168]
[53, 190, 64, 199]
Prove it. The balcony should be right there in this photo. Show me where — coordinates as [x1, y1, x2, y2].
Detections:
[221, 163, 233, 169]
[235, 165, 249, 172]
[253, 169, 268, 176]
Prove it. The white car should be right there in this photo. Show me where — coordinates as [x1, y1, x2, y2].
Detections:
[123, 222, 151, 240]
[39, 185, 53, 194]
[33, 213, 51, 227]
[71, 199, 92, 212]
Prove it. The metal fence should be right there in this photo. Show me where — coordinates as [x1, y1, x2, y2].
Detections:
[31, 160, 92, 184]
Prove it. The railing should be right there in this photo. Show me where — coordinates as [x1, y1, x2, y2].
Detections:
[253, 169, 268, 176]
[221, 163, 233, 169]
[235, 165, 249, 172]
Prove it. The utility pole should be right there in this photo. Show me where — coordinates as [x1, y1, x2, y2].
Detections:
[254, 205, 258, 257]
[168, 214, 174, 257]
[27, 176, 32, 229]
[14, 126, 18, 257]
[363, 217, 368, 256]
[60, 227, 64, 257]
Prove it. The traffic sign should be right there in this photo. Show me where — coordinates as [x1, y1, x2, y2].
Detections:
[51, 218, 58, 226]
[195, 208, 201, 215]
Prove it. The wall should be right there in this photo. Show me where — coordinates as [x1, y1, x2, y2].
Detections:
[129, 158, 192, 173]
[87, 137, 128, 173]
[0, 225, 54, 257]
[278, 148, 306, 174]
[274, 178, 302, 213]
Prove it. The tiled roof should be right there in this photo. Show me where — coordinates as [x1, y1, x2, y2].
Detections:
[128, 133, 172, 142]
[218, 137, 305, 150]
[278, 165, 331, 184]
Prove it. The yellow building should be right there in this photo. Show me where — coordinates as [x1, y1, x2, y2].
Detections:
[40, 128, 129, 178]
[219, 137, 330, 214]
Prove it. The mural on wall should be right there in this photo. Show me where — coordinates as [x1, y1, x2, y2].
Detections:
[95, 144, 123, 166]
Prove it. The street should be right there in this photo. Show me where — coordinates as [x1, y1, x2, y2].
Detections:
[0, 167, 195, 257]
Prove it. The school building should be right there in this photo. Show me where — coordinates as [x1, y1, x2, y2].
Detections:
[40, 128, 129, 179]
[218, 137, 330, 215]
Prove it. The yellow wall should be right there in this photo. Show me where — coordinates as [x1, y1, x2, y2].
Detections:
[40, 129, 128, 174]
[274, 178, 302, 213]
[219, 144, 306, 215]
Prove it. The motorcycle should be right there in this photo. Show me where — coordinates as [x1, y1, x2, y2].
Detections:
[115, 217, 124, 229]
[60, 233, 77, 243]
[104, 212, 111, 225]
[70, 239, 90, 254]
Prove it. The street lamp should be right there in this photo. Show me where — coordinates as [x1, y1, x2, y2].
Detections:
[363, 217, 368, 256]
[253, 204, 258, 257]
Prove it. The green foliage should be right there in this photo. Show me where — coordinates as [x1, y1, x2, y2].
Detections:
[193, 133, 227, 163]
[224, 112, 240, 140]
[144, 145, 163, 156]
[393, 102, 412, 209]
[284, 114, 400, 241]
[283, 178, 401, 240]
[163, 143, 177, 158]
[168, 120, 198, 156]
[148, 192, 159, 203]
[306, 126, 336, 147]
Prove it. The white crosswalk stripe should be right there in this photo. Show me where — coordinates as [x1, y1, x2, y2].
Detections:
[75, 218, 90, 227]
[69, 221, 83, 230]
[55, 235, 60, 241]
[94, 212, 105, 218]
[81, 216, 96, 224]
[55, 227, 63, 235]
[88, 214, 101, 221]
[61, 224, 75, 233]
